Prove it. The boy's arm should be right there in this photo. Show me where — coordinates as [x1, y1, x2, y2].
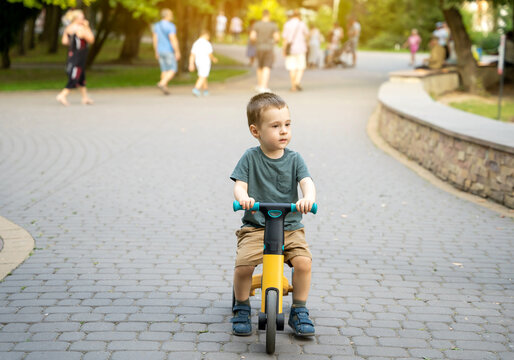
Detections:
[296, 177, 316, 214]
[234, 180, 255, 210]
[209, 53, 218, 63]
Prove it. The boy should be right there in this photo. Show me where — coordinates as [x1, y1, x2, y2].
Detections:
[230, 93, 316, 337]
[188, 30, 218, 97]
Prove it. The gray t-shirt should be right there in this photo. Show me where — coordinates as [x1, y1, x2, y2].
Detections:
[231, 147, 311, 230]
[253, 20, 278, 51]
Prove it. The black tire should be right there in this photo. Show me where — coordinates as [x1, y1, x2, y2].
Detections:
[232, 287, 235, 312]
[265, 290, 277, 354]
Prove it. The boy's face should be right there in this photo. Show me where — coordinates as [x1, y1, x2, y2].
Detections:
[250, 106, 291, 155]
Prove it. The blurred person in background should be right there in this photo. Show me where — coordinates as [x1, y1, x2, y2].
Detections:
[56, 9, 95, 106]
[308, 25, 324, 69]
[282, 9, 309, 91]
[403, 28, 421, 66]
[152, 8, 181, 95]
[230, 16, 243, 42]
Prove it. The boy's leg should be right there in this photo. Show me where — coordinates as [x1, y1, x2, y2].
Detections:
[289, 255, 315, 337]
[290, 256, 311, 301]
[194, 77, 203, 90]
[232, 265, 254, 336]
[233, 265, 254, 301]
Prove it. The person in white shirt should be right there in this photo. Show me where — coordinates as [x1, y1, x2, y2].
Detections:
[216, 11, 227, 41]
[189, 30, 218, 97]
[230, 16, 243, 41]
[433, 21, 449, 59]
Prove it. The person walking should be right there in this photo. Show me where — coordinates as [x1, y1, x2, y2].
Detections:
[347, 17, 361, 67]
[216, 11, 227, 41]
[189, 30, 218, 97]
[250, 9, 279, 93]
[307, 25, 324, 69]
[282, 10, 309, 91]
[56, 10, 94, 106]
[403, 28, 421, 66]
[152, 8, 181, 95]
[246, 20, 257, 66]
[230, 16, 243, 42]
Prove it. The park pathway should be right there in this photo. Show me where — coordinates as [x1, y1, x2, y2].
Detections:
[0, 49, 513, 360]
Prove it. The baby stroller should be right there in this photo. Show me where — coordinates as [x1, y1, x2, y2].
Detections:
[325, 40, 353, 68]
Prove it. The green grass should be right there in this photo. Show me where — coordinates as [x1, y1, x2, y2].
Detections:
[2, 39, 247, 91]
[449, 100, 514, 122]
[0, 67, 247, 91]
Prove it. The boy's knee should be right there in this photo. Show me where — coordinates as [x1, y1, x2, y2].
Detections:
[292, 256, 311, 272]
[234, 265, 255, 277]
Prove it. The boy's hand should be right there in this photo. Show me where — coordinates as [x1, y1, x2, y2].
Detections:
[296, 198, 314, 214]
[188, 63, 195, 72]
[238, 197, 256, 211]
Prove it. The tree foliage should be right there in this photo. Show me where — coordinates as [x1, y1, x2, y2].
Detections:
[358, 0, 443, 50]
[245, 0, 287, 28]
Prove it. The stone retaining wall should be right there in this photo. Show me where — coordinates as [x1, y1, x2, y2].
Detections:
[378, 103, 514, 208]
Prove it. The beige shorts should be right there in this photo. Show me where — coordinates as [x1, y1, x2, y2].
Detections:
[235, 226, 312, 267]
[285, 54, 306, 71]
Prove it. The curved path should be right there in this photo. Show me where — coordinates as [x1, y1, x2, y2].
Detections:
[0, 49, 513, 360]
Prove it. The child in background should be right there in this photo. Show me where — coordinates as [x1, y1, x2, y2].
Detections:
[404, 28, 422, 66]
[189, 30, 218, 97]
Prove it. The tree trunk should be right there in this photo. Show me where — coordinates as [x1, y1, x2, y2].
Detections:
[18, 21, 26, 56]
[1, 48, 10, 69]
[118, 18, 145, 63]
[86, 2, 119, 67]
[41, 5, 63, 53]
[441, 5, 480, 92]
[27, 15, 37, 50]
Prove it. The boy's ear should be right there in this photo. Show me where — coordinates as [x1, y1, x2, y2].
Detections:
[249, 124, 260, 139]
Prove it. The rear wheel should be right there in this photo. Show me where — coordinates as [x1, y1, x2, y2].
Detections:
[265, 290, 277, 354]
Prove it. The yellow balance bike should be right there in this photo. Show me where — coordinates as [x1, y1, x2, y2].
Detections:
[232, 201, 317, 354]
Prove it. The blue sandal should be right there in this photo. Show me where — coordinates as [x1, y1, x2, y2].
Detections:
[288, 306, 315, 337]
[231, 304, 252, 336]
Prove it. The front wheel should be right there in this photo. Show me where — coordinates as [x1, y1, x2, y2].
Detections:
[265, 290, 277, 354]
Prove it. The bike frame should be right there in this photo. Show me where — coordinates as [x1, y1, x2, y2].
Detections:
[233, 201, 317, 332]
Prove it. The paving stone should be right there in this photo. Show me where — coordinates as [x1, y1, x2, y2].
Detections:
[356, 345, 409, 357]
[83, 351, 110, 360]
[24, 352, 82, 360]
[14, 341, 69, 351]
[0, 353, 25, 360]
[162, 341, 196, 351]
[444, 350, 498, 359]
[111, 351, 166, 360]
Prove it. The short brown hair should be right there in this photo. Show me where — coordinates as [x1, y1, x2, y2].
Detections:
[247, 93, 287, 127]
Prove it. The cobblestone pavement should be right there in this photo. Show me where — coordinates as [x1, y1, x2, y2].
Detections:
[0, 50, 513, 360]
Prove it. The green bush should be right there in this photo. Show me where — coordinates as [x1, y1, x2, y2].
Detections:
[479, 32, 500, 54]
[365, 32, 405, 50]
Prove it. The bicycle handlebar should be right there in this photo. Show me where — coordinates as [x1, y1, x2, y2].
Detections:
[233, 200, 317, 214]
